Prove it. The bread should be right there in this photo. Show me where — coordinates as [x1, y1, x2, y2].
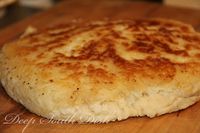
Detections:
[1, 18, 200, 123]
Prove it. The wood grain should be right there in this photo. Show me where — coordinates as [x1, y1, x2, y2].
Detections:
[0, 0, 200, 133]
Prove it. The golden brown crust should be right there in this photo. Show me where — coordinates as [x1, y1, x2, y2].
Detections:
[3, 19, 200, 83]
[1, 18, 200, 123]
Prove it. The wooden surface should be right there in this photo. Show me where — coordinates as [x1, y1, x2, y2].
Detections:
[0, 0, 200, 133]
[164, 0, 200, 10]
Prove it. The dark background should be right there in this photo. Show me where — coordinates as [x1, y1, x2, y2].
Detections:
[0, 0, 162, 29]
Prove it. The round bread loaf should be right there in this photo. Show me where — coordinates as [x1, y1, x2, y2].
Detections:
[1, 19, 200, 123]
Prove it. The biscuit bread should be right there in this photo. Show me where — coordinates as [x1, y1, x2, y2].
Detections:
[1, 19, 200, 123]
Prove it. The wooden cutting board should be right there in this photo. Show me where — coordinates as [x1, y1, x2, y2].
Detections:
[0, 0, 200, 133]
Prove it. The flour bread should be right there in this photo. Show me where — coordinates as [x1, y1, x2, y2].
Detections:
[1, 19, 200, 123]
